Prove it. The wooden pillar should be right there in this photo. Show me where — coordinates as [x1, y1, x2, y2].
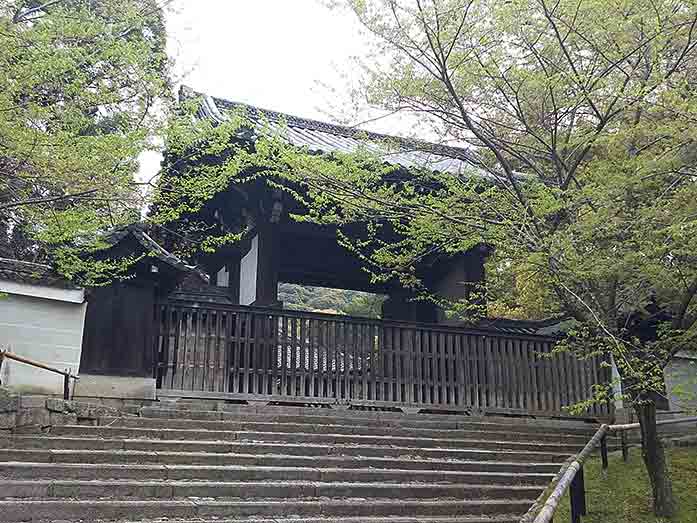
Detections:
[382, 290, 438, 323]
[228, 260, 241, 304]
[255, 222, 280, 306]
[432, 247, 488, 323]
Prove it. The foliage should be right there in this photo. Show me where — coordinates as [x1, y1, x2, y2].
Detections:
[151, 99, 255, 261]
[279, 283, 385, 318]
[0, 0, 171, 278]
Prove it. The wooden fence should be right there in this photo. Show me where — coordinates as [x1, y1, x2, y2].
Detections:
[155, 301, 610, 416]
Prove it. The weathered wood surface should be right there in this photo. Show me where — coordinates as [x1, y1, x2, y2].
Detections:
[82, 282, 157, 378]
[155, 300, 609, 416]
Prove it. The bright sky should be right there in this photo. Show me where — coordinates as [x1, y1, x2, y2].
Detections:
[140, 0, 382, 181]
[168, 0, 371, 123]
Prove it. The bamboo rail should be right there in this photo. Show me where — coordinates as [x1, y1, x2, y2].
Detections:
[531, 416, 697, 523]
[0, 349, 79, 400]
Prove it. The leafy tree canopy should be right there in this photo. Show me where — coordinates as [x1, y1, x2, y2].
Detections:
[0, 0, 170, 281]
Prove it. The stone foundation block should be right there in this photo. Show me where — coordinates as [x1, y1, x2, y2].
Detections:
[74, 375, 156, 400]
[19, 395, 48, 409]
[15, 408, 51, 428]
[0, 390, 19, 413]
[0, 412, 16, 429]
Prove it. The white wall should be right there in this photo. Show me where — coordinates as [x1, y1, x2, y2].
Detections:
[239, 235, 259, 305]
[0, 289, 86, 395]
[665, 352, 697, 411]
[216, 265, 230, 287]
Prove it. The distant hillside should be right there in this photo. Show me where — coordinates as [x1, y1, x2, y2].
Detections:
[278, 283, 385, 319]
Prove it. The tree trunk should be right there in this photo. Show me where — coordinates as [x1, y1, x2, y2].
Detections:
[635, 401, 676, 518]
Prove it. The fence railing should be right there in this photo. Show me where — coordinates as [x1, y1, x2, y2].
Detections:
[531, 415, 697, 523]
[154, 300, 610, 416]
[0, 348, 79, 400]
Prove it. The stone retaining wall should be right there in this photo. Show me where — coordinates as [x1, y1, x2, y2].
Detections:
[0, 388, 138, 433]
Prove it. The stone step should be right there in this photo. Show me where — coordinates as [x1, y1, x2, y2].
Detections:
[0, 499, 535, 522]
[2, 435, 573, 462]
[46, 425, 585, 454]
[154, 400, 597, 424]
[103, 416, 590, 443]
[0, 448, 564, 473]
[0, 479, 543, 500]
[140, 407, 599, 436]
[0, 462, 554, 485]
[28, 517, 522, 523]
[234, 429, 584, 453]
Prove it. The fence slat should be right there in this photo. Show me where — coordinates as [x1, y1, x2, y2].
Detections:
[510, 337, 519, 410]
[309, 318, 315, 398]
[414, 330, 423, 404]
[422, 330, 430, 404]
[182, 310, 193, 391]
[261, 314, 270, 395]
[162, 306, 173, 389]
[467, 335, 476, 409]
[571, 353, 583, 407]
[454, 334, 465, 407]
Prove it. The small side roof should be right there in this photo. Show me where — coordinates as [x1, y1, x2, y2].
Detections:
[104, 224, 210, 284]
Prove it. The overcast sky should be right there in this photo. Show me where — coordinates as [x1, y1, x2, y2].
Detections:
[140, 0, 385, 180]
[168, 0, 373, 123]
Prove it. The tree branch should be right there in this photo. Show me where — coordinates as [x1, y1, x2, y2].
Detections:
[0, 189, 99, 212]
[12, 0, 67, 24]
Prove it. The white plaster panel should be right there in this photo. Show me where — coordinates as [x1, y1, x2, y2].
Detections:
[216, 265, 230, 288]
[74, 375, 156, 400]
[665, 356, 697, 410]
[610, 355, 624, 410]
[0, 293, 86, 395]
[239, 235, 259, 305]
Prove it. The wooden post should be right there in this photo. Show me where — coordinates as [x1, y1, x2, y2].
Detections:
[621, 430, 629, 462]
[534, 425, 610, 523]
[600, 434, 609, 471]
[0, 350, 4, 386]
[576, 466, 588, 516]
[569, 466, 586, 522]
[63, 371, 71, 401]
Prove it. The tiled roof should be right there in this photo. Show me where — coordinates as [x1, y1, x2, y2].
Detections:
[0, 258, 80, 290]
[183, 87, 484, 177]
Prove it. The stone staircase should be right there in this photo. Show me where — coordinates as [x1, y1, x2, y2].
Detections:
[0, 400, 599, 523]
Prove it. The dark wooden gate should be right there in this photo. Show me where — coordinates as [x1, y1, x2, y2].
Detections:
[155, 300, 610, 416]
